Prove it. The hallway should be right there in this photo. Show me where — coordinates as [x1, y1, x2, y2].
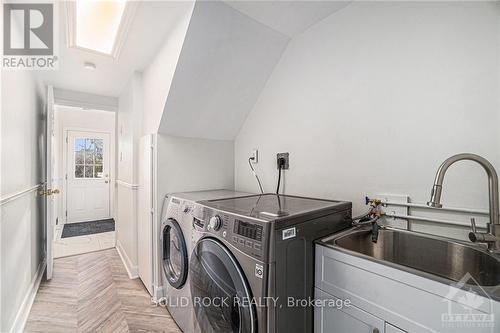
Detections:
[25, 249, 181, 333]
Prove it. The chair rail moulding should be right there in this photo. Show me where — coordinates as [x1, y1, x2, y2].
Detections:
[116, 179, 139, 190]
[0, 183, 44, 206]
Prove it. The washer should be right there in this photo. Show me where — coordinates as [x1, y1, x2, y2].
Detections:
[190, 194, 352, 333]
[160, 190, 251, 333]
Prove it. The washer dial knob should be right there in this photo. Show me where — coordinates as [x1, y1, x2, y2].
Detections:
[209, 215, 222, 231]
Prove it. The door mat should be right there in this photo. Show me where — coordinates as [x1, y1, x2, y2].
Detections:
[61, 218, 115, 238]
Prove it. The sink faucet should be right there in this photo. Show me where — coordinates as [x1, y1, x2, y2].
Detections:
[427, 153, 500, 252]
[353, 199, 382, 242]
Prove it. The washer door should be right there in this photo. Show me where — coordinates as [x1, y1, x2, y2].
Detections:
[190, 238, 256, 333]
[162, 218, 188, 289]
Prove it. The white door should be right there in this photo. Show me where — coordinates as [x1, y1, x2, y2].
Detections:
[66, 131, 111, 222]
[46, 86, 56, 279]
[138, 134, 154, 295]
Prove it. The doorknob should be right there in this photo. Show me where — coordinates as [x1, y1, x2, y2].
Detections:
[105, 180, 109, 183]
[41, 189, 60, 196]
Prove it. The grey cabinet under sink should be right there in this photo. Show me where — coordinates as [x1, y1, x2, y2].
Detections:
[314, 243, 500, 333]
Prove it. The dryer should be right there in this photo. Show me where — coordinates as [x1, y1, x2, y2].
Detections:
[190, 194, 352, 333]
[159, 190, 251, 333]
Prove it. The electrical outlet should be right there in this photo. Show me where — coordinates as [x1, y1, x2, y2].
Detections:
[277, 152, 289, 169]
[250, 149, 258, 163]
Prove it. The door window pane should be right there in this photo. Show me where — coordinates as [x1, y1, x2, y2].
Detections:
[74, 137, 105, 179]
[84, 165, 94, 178]
[85, 138, 94, 164]
[75, 138, 85, 151]
[75, 151, 84, 164]
[85, 138, 95, 151]
[75, 165, 84, 178]
[95, 139, 103, 154]
[85, 153, 94, 164]
[95, 151, 103, 164]
[95, 165, 103, 178]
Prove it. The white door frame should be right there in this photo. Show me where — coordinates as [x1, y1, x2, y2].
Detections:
[62, 128, 115, 223]
[138, 134, 154, 295]
[46, 85, 55, 279]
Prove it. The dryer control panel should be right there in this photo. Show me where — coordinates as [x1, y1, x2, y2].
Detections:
[232, 219, 264, 255]
[192, 205, 270, 262]
[230, 217, 264, 256]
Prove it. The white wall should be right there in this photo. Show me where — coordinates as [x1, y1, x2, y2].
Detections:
[142, 1, 194, 135]
[116, 72, 143, 273]
[54, 106, 116, 224]
[116, 2, 195, 270]
[1, 69, 46, 331]
[235, 2, 500, 239]
[155, 134, 235, 200]
[117, 72, 143, 184]
[148, 134, 235, 292]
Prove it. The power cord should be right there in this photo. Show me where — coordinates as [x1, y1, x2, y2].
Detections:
[276, 157, 286, 194]
[248, 157, 264, 194]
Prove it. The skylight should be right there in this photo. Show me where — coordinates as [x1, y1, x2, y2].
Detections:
[75, 0, 127, 55]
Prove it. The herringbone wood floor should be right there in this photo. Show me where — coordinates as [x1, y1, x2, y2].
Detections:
[25, 248, 182, 333]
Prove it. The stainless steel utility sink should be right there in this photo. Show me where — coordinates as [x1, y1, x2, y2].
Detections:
[321, 227, 500, 287]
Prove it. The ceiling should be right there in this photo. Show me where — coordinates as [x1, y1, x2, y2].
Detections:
[40, 0, 352, 99]
[224, 0, 352, 37]
[40, 1, 192, 97]
[158, 0, 354, 140]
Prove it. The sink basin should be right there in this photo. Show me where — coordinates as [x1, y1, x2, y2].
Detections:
[322, 227, 500, 287]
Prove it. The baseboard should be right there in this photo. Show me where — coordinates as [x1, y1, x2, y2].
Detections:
[10, 258, 46, 333]
[116, 240, 139, 279]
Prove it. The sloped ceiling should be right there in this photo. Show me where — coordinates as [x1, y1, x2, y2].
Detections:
[157, 1, 354, 140]
[224, 1, 352, 37]
[158, 1, 290, 140]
